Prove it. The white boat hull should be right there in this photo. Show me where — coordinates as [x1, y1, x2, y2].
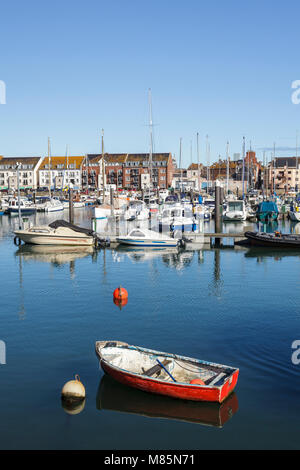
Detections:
[15, 232, 94, 246]
[289, 211, 300, 222]
[116, 237, 178, 247]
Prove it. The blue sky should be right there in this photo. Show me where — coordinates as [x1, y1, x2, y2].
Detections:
[1, 0, 300, 167]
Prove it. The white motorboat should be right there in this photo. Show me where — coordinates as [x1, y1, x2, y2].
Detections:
[94, 204, 113, 219]
[158, 205, 196, 231]
[62, 200, 86, 209]
[116, 228, 178, 247]
[289, 209, 300, 222]
[8, 198, 36, 215]
[14, 220, 95, 246]
[124, 201, 149, 221]
[223, 200, 247, 222]
[44, 198, 64, 212]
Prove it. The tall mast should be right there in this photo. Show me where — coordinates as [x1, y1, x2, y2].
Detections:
[273, 142, 276, 194]
[296, 131, 298, 191]
[63, 144, 68, 190]
[226, 141, 229, 195]
[206, 135, 209, 194]
[148, 88, 153, 193]
[179, 137, 182, 192]
[242, 136, 245, 199]
[197, 132, 200, 192]
[101, 129, 105, 201]
[48, 137, 51, 197]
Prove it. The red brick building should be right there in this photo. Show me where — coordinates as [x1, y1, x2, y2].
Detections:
[84, 152, 174, 190]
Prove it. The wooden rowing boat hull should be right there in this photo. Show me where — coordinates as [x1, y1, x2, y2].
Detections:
[96, 341, 239, 403]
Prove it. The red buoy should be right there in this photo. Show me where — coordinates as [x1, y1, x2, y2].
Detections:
[113, 286, 128, 301]
[190, 378, 205, 386]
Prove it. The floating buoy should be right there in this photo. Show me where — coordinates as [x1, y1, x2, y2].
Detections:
[113, 286, 128, 302]
[61, 375, 86, 402]
[190, 378, 205, 385]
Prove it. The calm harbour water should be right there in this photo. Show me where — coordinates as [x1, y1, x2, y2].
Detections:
[0, 209, 299, 449]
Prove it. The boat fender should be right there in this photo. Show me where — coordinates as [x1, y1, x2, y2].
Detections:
[14, 236, 21, 246]
[61, 375, 86, 401]
[190, 378, 205, 385]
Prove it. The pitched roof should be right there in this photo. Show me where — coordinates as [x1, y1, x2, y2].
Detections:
[39, 156, 85, 170]
[0, 156, 41, 169]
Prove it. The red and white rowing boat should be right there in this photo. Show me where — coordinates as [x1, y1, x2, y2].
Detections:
[95, 341, 239, 403]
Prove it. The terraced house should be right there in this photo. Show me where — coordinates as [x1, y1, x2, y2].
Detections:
[84, 152, 174, 190]
[0, 156, 42, 190]
[38, 156, 85, 190]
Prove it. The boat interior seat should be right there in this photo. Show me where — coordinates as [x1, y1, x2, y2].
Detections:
[142, 359, 171, 377]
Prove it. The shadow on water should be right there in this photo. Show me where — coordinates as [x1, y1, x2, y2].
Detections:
[96, 374, 239, 428]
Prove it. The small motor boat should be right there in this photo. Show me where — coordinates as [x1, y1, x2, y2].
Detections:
[244, 231, 300, 248]
[116, 228, 178, 247]
[95, 341, 239, 403]
[14, 219, 95, 246]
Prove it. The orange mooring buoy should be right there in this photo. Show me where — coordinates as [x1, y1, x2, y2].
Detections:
[113, 286, 128, 309]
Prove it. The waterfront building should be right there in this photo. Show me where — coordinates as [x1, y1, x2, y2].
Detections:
[82, 154, 106, 190]
[38, 155, 85, 190]
[268, 157, 300, 193]
[0, 156, 43, 191]
[85, 153, 174, 191]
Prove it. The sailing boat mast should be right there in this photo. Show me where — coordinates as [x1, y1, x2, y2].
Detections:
[226, 141, 229, 195]
[296, 131, 298, 192]
[63, 144, 68, 190]
[206, 135, 209, 194]
[48, 137, 51, 198]
[179, 138, 182, 193]
[101, 129, 105, 202]
[197, 132, 200, 192]
[242, 136, 245, 199]
[148, 88, 153, 195]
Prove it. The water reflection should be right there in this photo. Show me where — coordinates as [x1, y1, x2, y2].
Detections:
[115, 245, 179, 263]
[208, 249, 223, 297]
[96, 375, 238, 428]
[245, 247, 300, 262]
[15, 244, 95, 266]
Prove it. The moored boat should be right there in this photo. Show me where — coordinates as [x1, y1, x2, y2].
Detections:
[116, 228, 178, 247]
[95, 341, 239, 403]
[14, 219, 95, 246]
[244, 230, 300, 247]
[256, 201, 278, 223]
